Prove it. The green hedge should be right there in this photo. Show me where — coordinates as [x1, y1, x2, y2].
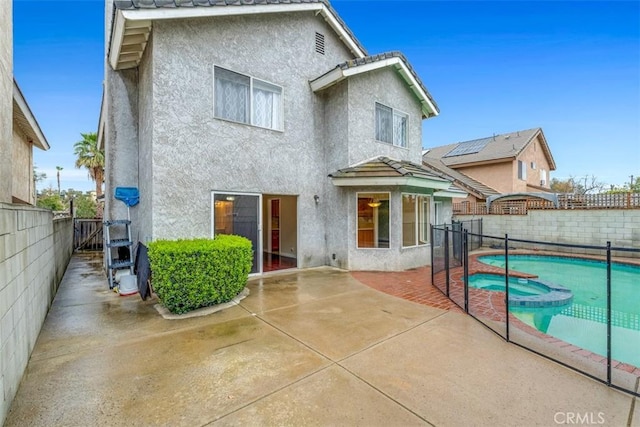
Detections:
[147, 235, 253, 314]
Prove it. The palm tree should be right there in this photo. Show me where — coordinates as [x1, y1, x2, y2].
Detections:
[73, 132, 104, 217]
[56, 166, 63, 194]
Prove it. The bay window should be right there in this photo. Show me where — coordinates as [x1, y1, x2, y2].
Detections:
[357, 193, 390, 248]
[402, 194, 429, 247]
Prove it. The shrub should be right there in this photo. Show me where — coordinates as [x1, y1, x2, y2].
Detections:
[147, 235, 253, 314]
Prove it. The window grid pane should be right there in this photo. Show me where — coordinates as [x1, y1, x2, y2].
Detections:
[402, 194, 417, 247]
[375, 103, 393, 144]
[518, 160, 527, 180]
[214, 67, 250, 124]
[419, 197, 429, 244]
[215, 67, 282, 130]
[403, 194, 429, 247]
[393, 112, 407, 147]
[358, 193, 390, 249]
[252, 79, 282, 130]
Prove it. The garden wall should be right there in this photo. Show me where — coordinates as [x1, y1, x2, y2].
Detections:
[0, 203, 73, 424]
[455, 209, 640, 257]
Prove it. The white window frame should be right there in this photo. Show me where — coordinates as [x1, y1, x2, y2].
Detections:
[433, 200, 443, 247]
[375, 102, 408, 148]
[402, 193, 430, 248]
[356, 191, 391, 250]
[213, 65, 284, 131]
[517, 160, 527, 180]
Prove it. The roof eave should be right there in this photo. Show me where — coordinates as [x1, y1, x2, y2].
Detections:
[310, 56, 439, 118]
[109, 3, 366, 71]
[12, 80, 49, 151]
[330, 176, 451, 190]
[97, 89, 106, 151]
[535, 129, 557, 170]
[445, 157, 515, 169]
[434, 188, 468, 198]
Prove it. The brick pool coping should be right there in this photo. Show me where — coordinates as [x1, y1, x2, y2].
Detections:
[351, 251, 640, 378]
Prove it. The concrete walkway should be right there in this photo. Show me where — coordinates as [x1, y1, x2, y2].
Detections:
[4, 254, 638, 426]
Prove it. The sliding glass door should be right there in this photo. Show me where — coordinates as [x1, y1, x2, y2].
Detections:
[212, 192, 261, 274]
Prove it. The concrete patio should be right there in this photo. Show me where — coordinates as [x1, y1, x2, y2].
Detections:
[4, 253, 638, 426]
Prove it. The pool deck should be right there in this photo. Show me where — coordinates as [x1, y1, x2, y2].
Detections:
[4, 253, 639, 426]
[427, 251, 640, 378]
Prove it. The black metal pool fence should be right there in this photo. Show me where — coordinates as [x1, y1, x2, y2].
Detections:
[430, 223, 640, 397]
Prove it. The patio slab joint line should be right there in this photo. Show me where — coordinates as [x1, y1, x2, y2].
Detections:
[337, 363, 436, 427]
[627, 376, 639, 426]
[334, 310, 451, 364]
[202, 363, 338, 426]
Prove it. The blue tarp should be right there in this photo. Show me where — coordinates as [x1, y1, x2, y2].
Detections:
[115, 187, 139, 207]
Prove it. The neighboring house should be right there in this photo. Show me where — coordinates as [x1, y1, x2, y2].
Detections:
[423, 128, 556, 203]
[100, 0, 464, 273]
[10, 80, 50, 205]
[422, 156, 500, 202]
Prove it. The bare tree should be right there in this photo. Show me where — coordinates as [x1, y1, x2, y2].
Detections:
[551, 175, 605, 194]
[572, 174, 605, 194]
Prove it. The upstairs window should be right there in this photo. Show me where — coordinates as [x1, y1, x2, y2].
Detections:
[517, 160, 527, 180]
[214, 66, 283, 131]
[375, 102, 407, 148]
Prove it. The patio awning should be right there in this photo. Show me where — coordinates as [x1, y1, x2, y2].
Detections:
[329, 157, 453, 191]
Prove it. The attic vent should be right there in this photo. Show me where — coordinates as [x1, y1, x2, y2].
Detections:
[315, 32, 325, 55]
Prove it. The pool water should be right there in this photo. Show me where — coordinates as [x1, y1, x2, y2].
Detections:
[469, 274, 549, 297]
[479, 255, 639, 315]
[478, 254, 640, 367]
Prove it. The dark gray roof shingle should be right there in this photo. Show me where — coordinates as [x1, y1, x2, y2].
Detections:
[422, 156, 499, 199]
[336, 51, 439, 115]
[113, 0, 368, 56]
[329, 156, 445, 181]
[424, 128, 552, 168]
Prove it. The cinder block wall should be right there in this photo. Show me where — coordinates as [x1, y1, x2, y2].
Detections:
[456, 210, 640, 257]
[0, 204, 73, 424]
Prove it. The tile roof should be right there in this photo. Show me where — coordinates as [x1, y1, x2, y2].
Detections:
[425, 128, 543, 167]
[113, 0, 367, 56]
[336, 51, 439, 115]
[329, 156, 445, 181]
[422, 157, 499, 199]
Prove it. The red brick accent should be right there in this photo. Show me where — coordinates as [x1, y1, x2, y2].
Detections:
[351, 253, 639, 378]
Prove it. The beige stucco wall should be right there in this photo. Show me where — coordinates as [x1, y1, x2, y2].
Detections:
[11, 127, 34, 204]
[453, 134, 553, 197]
[0, 1, 12, 203]
[518, 134, 553, 191]
[458, 161, 514, 193]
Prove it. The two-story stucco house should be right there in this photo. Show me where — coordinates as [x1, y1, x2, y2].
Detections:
[100, 0, 464, 274]
[423, 128, 556, 203]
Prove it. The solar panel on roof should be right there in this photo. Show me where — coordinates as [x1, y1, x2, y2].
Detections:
[443, 137, 491, 158]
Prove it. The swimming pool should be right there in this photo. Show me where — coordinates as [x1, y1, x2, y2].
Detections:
[477, 254, 640, 367]
[469, 273, 573, 308]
